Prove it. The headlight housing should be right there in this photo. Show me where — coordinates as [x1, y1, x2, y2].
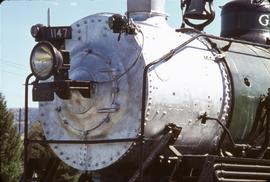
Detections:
[30, 41, 63, 80]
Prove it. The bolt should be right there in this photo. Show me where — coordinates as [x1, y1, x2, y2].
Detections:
[55, 106, 61, 112]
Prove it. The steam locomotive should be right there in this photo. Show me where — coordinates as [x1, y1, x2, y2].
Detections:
[23, 0, 270, 181]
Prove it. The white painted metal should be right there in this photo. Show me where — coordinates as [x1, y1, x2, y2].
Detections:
[127, 0, 166, 14]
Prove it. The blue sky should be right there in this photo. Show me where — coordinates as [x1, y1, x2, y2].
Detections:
[0, 0, 227, 108]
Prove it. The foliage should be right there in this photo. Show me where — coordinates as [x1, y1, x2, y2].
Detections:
[0, 93, 22, 182]
[53, 162, 81, 182]
[29, 122, 54, 159]
[29, 122, 81, 181]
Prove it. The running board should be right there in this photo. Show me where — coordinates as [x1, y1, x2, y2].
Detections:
[198, 155, 270, 182]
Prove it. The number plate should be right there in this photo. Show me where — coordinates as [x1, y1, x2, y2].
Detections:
[46, 26, 72, 40]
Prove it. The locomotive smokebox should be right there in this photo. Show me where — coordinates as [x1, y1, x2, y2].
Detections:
[221, 0, 270, 44]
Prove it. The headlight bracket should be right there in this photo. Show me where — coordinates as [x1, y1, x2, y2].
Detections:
[30, 25, 92, 101]
[32, 80, 94, 101]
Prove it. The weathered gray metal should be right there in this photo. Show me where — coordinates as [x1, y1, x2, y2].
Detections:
[37, 0, 270, 172]
[38, 10, 233, 170]
[39, 14, 143, 170]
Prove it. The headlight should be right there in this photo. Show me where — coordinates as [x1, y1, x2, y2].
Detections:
[30, 41, 63, 80]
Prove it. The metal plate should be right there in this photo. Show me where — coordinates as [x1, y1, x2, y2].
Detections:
[46, 26, 72, 40]
[143, 37, 231, 153]
[39, 14, 143, 170]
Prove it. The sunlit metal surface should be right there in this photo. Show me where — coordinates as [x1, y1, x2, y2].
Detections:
[38, 13, 231, 170]
[39, 14, 143, 170]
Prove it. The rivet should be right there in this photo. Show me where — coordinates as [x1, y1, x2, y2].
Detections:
[77, 29, 81, 33]
[91, 19, 95, 23]
[163, 111, 167, 115]
[156, 111, 160, 114]
[78, 36, 81, 40]
[73, 161, 76, 164]
[84, 48, 92, 54]
[172, 92, 176, 96]
[40, 113, 44, 117]
[60, 152, 63, 155]
[105, 117, 110, 123]
[102, 161, 106, 164]
[55, 106, 61, 112]
[54, 145, 58, 149]
[63, 120, 68, 125]
[66, 157, 70, 160]
[117, 152, 120, 155]
[46, 131, 49, 135]
[95, 163, 99, 167]
[244, 77, 251, 87]
[40, 104, 44, 107]
[112, 87, 119, 93]
[98, 19, 102, 22]
[76, 24, 80, 27]
[110, 157, 113, 161]
[84, 20, 87, 24]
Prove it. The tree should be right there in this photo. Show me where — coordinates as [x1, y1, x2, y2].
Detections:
[0, 93, 22, 182]
[29, 121, 80, 182]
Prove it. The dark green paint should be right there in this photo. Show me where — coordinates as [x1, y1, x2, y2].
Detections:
[222, 43, 270, 142]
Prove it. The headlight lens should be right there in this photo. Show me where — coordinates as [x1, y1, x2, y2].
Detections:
[30, 41, 62, 80]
